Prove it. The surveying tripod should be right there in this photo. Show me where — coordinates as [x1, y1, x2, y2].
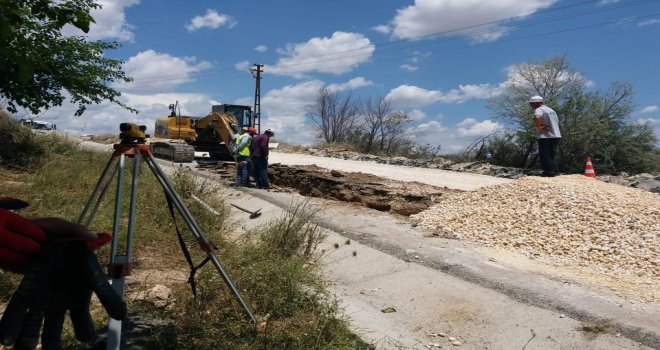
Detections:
[77, 123, 256, 350]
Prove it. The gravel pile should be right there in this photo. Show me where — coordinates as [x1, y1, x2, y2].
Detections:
[411, 175, 659, 280]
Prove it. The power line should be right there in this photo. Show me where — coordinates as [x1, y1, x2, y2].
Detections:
[121, 0, 658, 87]
[261, 0, 659, 72]
[272, 12, 660, 76]
[265, 0, 609, 65]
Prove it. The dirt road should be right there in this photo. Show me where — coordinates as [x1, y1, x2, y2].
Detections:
[269, 151, 511, 191]
[227, 183, 657, 350]
[80, 143, 658, 349]
[189, 157, 658, 349]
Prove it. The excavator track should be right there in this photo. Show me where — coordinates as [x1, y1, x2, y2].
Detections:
[150, 142, 195, 163]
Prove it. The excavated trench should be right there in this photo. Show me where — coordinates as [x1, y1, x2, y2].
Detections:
[266, 163, 458, 216]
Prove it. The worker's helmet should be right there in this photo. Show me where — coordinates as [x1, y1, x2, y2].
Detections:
[264, 128, 274, 136]
[528, 95, 544, 103]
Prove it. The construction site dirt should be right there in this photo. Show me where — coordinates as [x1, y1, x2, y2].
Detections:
[190, 153, 659, 350]
[77, 142, 659, 349]
[269, 163, 461, 216]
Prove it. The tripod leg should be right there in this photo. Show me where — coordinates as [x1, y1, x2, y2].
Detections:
[78, 153, 119, 227]
[144, 155, 257, 323]
[106, 153, 126, 350]
[106, 153, 141, 350]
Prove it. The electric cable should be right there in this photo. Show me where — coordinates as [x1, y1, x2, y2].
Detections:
[121, 0, 658, 86]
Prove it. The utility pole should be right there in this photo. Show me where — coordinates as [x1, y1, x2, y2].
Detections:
[249, 63, 263, 133]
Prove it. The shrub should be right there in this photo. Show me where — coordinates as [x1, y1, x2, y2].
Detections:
[0, 114, 45, 169]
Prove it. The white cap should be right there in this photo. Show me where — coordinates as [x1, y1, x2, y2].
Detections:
[264, 128, 275, 135]
[529, 95, 544, 103]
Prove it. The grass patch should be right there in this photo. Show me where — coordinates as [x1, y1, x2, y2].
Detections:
[0, 121, 371, 349]
[0, 116, 46, 170]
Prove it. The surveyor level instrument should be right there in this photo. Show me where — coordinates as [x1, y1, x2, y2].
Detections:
[77, 123, 256, 350]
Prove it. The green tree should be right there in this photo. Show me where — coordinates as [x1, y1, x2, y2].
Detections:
[487, 55, 659, 174]
[0, 0, 133, 116]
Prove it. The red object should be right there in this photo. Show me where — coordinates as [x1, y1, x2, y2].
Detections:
[584, 156, 596, 177]
[84, 233, 112, 251]
[0, 208, 112, 270]
[0, 209, 48, 268]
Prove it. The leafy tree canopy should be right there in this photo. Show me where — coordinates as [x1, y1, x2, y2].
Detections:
[0, 0, 133, 116]
[486, 55, 658, 174]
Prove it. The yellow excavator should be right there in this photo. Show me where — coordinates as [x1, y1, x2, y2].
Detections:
[150, 102, 254, 162]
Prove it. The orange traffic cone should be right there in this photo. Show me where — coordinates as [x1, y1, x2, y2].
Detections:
[584, 156, 596, 177]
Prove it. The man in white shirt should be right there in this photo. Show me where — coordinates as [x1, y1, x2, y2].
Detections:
[529, 95, 561, 177]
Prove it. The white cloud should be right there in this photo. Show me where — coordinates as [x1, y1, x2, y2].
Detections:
[640, 105, 659, 114]
[259, 80, 325, 144]
[115, 50, 213, 94]
[386, 83, 502, 108]
[400, 51, 430, 72]
[408, 109, 427, 121]
[266, 32, 374, 77]
[390, 0, 556, 42]
[400, 64, 418, 72]
[386, 85, 443, 108]
[405, 116, 505, 153]
[246, 78, 375, 144]
[185, 9, 236, 32]
[17, 51, 220, 137]
[637, 118, 659, 125]
[32, 92, 215, 137]
[255, 45, 268, 52]
[372, 25, 391, 34]
[441, 84, 502, 103]
[456, 118, 501, 137]
[234, 60, 251, 71]
[410, 120, 447, 134]
[63, 0, 139, 42]
[599, 0, 621, 4]
[638, 19, 660, 27]
[326, 77, 374, 92]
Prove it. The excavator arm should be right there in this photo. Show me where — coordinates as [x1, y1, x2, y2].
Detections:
[192, 112, 241, 159]
[151, 103, 252, 162]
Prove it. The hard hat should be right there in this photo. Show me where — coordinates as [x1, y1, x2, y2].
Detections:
[264, 128, 274, 135]
[529, 95, 544, 103]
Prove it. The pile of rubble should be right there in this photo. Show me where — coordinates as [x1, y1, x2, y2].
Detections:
[410, 175, 659, 285]
[304, 148, 660, 192]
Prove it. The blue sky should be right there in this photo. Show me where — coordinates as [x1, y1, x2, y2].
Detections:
[11, 0, 660, 152]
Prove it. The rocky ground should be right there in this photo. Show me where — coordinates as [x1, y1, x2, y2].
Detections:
[411, 175, 659, 303]
[196, 156, 659, 306]
[304, 148, 660, 193]
[74, 140, 660, 348]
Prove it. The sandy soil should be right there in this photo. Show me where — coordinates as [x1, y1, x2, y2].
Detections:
[269, 151, 511, 191]
[77, 142, 659, 349]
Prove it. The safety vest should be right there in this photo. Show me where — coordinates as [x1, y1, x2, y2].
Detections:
[235, 133, 251, 157]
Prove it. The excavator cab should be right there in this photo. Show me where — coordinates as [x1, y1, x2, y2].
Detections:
[192, 104, 254, 160]
[211, 104, 254, 129]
